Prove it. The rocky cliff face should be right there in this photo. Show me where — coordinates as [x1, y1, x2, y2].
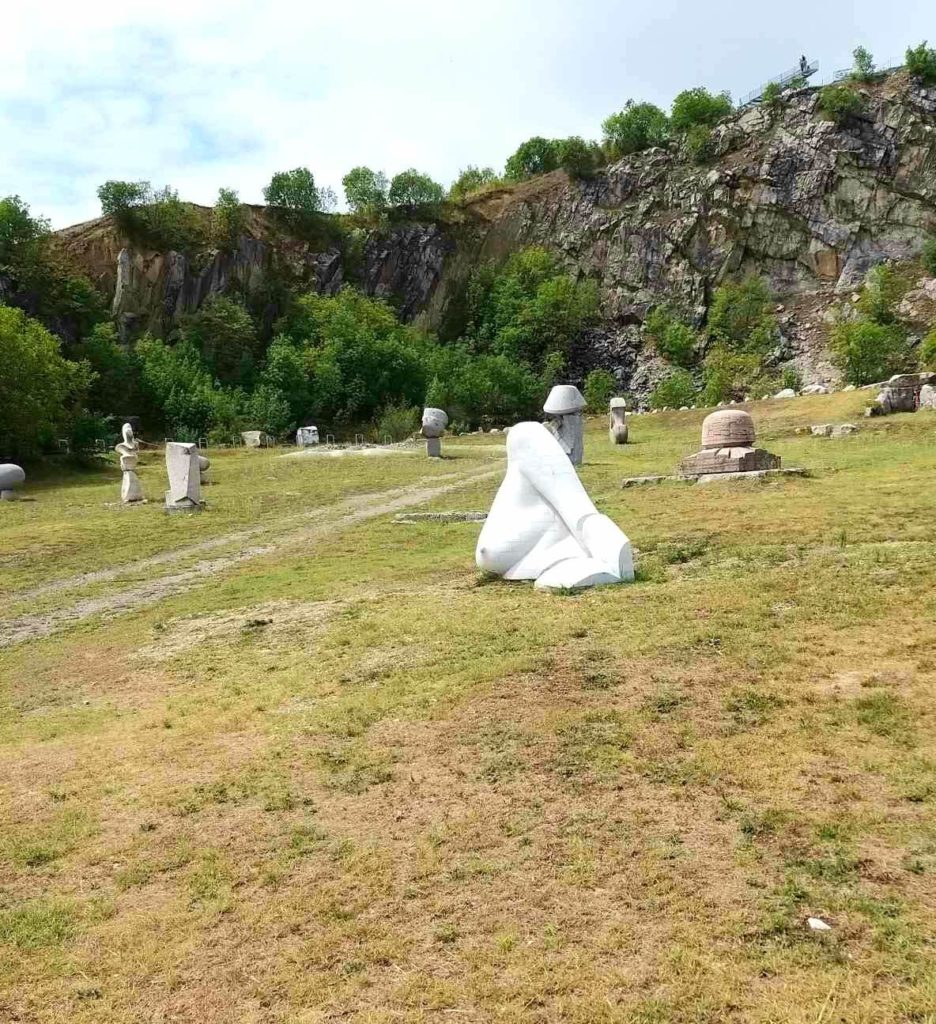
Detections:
[58, 72, 936, 393]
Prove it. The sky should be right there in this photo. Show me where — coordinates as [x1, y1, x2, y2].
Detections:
[1, 0, 932, 228]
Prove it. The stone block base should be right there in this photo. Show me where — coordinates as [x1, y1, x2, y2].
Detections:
[680, 446, 780, 477]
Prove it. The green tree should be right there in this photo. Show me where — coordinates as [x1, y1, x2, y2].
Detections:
[905, 41, 936, 83]
[97, 180, 151, 222]
[685, 125, 715, 164]
[342, 166, 389, 215]
[831, 320, 913, 386]
[211, 187, 246, 250]
[448, 166, 498, 201]
[504, 137, 559, 181]
[0, 305, 93, 454]
[246, 384, 293, 437]
[556, 137, 596, 178]
[71, 322, 139, 416]
[263, 167, 335, 223]
[851, 46, 875, 82]
[818, 84, 864, 125]
[387, 169, 445, 207]
[180, 296, 259, 387]
[649, 369, 698, 409]
[670, 87, 732, 133]
[601, 101, 669, 157]
[376, 403, 419, 442]
[0, 195, 49, 270]
[583, 369, 616, 412]
[707, 277, 777, 354]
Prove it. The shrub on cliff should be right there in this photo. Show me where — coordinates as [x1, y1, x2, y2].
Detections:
[556, 137, 598, 178]
[645, 306, 698, 367]
[649, 369, 698, 410]
[448, 166, 500, 202]
[180, 296, 260, 389]
[905, 41, 936, 83]
[387, 169, 445, 208]
[97, 180, 206, 254]
[818, 84, 864, 125]
[211, 188, 246, 251]
[857, 264, 906, 325]
[670, 87, 732, 133]
[263, 168, 336, 235]
[851, 46, 876, 82]
[707, 277, 777, 355]
[918, 328, 936, 370]
[601, 101, 669, 157]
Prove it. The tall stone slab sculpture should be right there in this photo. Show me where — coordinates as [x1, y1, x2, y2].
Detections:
[476, 421, 634, 590]
[115, 423, 144, 503]
[164, 442, 202, 512]
[609, 397, 628, 444]
[543, 385, 586, 466]
[422, 407, 448, 458]
[0, 464, 26, 501]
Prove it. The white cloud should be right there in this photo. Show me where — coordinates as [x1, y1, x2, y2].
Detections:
[1, 0, 933, 227]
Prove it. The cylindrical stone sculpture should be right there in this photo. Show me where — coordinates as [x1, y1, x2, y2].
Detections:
[543, 385, 586, 466]
[198, 453, 211, 485]
[0, 463, 26, 502]
[115, 423, 144, 503]
[609, 397, 628, 444]
[422, 407, 448, 458]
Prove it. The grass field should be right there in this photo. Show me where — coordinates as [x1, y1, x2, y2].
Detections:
[1, 394, 935, 1023]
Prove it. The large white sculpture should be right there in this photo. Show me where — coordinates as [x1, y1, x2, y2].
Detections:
[609, 397, 628, 444]
[543, 385, 586, 466]
[164, 442, 202, 512]
[115, 423, 144, 503]
[0, 464, 25, 502]
[422, 407, 448, 458]
[476, 421, 634, 590]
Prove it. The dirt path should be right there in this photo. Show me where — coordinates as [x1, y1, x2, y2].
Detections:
[0, 467, 499, 650]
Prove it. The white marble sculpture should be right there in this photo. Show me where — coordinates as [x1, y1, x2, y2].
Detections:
[609, 397, 628, 444]
[919, 383, 936, 410]
[476, 421, 634, 590]
[296, 426, 320, 446]
[114, 423, 144, 503]
[422, 407, 448, 458]
[0, 463, 26, 502]
[543, 385, 586, 466]
[164, 442, 202, 512]
[197, 453, 211, 485]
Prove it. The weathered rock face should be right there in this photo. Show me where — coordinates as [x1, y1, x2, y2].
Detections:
[57, 74, 936, 390]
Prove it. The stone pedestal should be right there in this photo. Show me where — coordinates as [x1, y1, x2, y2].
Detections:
[426, 437, 442, 458]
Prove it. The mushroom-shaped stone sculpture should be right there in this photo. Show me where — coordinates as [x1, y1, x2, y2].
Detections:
[680, 409, 780, 476]
[543, 384, 587, 466]
[421, 407, 448, 458]
[609, 397, 628, 444]
[0, 464, 26, 501]
[115, 423, 144, 503]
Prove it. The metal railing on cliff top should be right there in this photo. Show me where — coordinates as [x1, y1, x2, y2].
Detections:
[740, 59, 819, 107]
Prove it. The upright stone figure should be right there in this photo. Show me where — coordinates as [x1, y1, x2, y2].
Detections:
[164, 442, 203, 513]
[476, 421, 634, 590]
[0, 464, 26, 502]
[609, 397, 628, 444]
[422, 407, 448, 458]
[115, 423, 144, 503]
[543, 385, 586, 466]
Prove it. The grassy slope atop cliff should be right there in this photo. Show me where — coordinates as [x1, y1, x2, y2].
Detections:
[1, 393, 935, 1022]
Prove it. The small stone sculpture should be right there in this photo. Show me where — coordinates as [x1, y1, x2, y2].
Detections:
[476, 421, 634, 590]
[115, 423, 144, 503]
[296, 426, 320, 446]
[918, 383, 936, 410]
[241, 430, 266, 448]
[198, 453, 211, 485]
[0, 463, 26, 501]
[609, 397, 628, 444]
[680, 409, 780, 476]
[543, 385, 586, 466]
[421, 407, 448, 458]
[164, 442, 202, 513]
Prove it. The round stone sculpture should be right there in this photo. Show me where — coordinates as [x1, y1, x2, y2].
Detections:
[0, 463, 26, 501]
[700, 409, 756, 449]
[422, 407, 448, 458]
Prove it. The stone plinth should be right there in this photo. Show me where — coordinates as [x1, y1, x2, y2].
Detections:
[296, 426, 319, 446]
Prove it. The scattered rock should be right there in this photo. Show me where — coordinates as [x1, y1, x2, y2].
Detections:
[802, 383, 830, 395]
[774, 388, 797, 399]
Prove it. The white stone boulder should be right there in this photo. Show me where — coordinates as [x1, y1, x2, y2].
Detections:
[774, 388, 797, 399]
[422, 407, 448, 458]
[0, 464, 26, 501]
[296, 426, 319, 446]
[475, 421, 634, 590]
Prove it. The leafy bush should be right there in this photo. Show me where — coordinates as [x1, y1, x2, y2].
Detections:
[0, 305, 93, 454]
[851, 46, 875, 82]
[857, 264, 905, 325]
[644, 306, 697, 367]
[387, 169, 444, 208]
[702, 345, 769, 404]
[504, 138, 559, 181]
[781, 366, 802, 391]
[707, 277, 777, 354]
[685, 125, 715, 164]
[245, 384, 292, 438]
[211, 188, 245, 250]
[376, 403, 419, 442]
[761, 82, 784, 113]
[818, 85, 864, 125]
[649, 369, 697, 410]
[601, 101, 669, 157]
[831, 320, 914, 386]
[670, 87, 732, 133]
[556, 137, 597, 178]
[583, 369, 617, 412]
[919, 328, 936, 370]
[448, 166, 499, 202]
[0, 195, 49, 269]
[342, 167, 389, 215]
[905, 41, 936, 83]
[921, 237, 936, 276]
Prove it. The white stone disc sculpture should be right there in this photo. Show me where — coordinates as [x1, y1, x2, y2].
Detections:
[476, 421, 634, 590]
[543, 385, 586, 466]
[422, 407, 448, 458]
[609, 397, 628, 444]
[0, 463, 26, 502]
[115, 423, 144, 503]
[164, 442, 202, 512]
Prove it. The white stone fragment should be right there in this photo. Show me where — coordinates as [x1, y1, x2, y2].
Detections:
[807, 917, 832, 932]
